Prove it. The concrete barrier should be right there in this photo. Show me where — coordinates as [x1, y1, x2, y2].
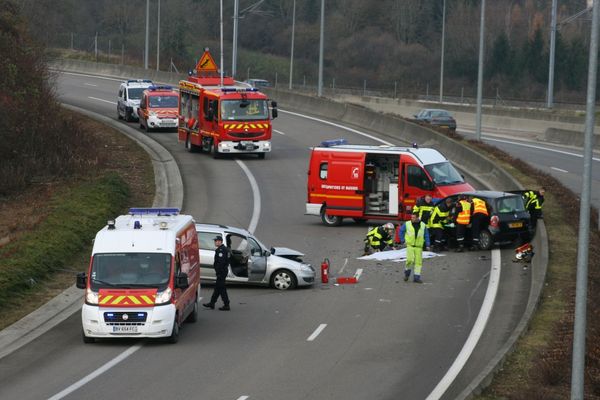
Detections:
[545, 127, 600, 149]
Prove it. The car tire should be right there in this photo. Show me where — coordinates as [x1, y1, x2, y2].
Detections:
[213, 142, 222, 159]
[186, 294, 199, 323]
[270, 269, 297, 290]
[320, 206, 343, 226]
[167, 317, 180, 344]
[479, 229, 493, 250]
[185, 135, 198, 153]
[125, 109, 133, 122]
[82, 330, 95, 344]
[201, 137, 212, 153]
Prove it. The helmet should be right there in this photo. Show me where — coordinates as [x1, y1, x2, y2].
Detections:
[384, 222, 394, 231]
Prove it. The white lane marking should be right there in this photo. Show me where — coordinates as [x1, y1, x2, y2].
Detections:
[338, 258, 348, 274]
[235, 160, 261, 234]
[84, 83, 98, 87]
[551, 166, 569, 173]
[479, 136, 600, 163]
[273, 129, 286, 135]
[88, 96, 117, 105]
[57, 71, 124, 82]
[48, 344, 143, 400]
[354, 268, 363, 280]
[279, 109, 393, 146]
[307, 324, 327, 341]
[425, 249, 501, 400]
[236, 397, 250, 400]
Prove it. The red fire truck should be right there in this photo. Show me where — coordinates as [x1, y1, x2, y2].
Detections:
[178, 50, 277, 159]
[306, 140, 474, 226]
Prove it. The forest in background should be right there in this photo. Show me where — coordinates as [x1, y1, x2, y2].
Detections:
[16, 0, 595, 103]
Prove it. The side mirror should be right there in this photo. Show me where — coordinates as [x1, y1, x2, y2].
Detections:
[175, 273, 189, 289]
[76, 272, 87, 289]
[263, 250, 271, 257]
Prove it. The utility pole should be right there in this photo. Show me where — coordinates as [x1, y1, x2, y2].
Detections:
[571, 4, 600, 399]
[144, 0, 149, 69]
[220, 0, 224, 86]
[317, 0, 325, 97]
[547, 0, 558, 108]
[94, 32, 98, 61]
[439, 0, 446, 103]
[232, 0, 239, 78]
[289, 0, 296, 90]
[475, 0, 486, 141]
[156, 0, 161, 71]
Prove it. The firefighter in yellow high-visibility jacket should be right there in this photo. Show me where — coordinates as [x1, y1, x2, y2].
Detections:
[398, 214, 431, 283]
[363, 222, 395, 255]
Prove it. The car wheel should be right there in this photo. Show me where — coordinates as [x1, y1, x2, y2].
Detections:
[479, 229, 493, 250]
[270, 269, 297, 290]
[186, 294, 199, 323]
[201, 137, 212, 153]
[185, 135, 198, 153]
[82, 330, 95, 344]
[213, 142, 222, 159]
[167, 317, 180, 344]
[125, 109, 133, 122]
[320, 206, 343, 226]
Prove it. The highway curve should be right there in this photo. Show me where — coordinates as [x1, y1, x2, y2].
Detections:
[0, 72, 532, 400]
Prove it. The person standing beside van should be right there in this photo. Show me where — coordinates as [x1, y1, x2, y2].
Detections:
[454, 195, 472, 252]
[399, 214, 430, 283]
[203, 235, 231, 311]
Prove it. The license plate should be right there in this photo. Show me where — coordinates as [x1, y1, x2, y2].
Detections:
[509, 222, 523, 228]
[112, 325, 138, 333]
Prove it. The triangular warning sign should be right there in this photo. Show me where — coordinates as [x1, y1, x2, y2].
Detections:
[195, 50, 218, 73]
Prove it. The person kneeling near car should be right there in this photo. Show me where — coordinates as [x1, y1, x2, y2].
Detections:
[398, 214, 430, 283]
[363, 222, 395, 255]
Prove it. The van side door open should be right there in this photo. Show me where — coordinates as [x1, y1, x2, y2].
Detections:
[316, 152, 365, 217]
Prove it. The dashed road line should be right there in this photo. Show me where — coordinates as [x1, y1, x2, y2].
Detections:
[88, 96, 116, 105]
[551, 166, 568, 173]
[273, 129, 286, 135]
[307, 324, 327, 341]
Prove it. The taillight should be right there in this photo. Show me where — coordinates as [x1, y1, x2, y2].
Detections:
[490, 215, 499, 228]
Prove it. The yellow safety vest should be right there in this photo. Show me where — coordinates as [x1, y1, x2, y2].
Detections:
[405, 221, 426, 248]
[472, 198, 489, 216]
[430, 206, 450, 229]
[456, 200, 471, 225]
[525, 191, 542, 210]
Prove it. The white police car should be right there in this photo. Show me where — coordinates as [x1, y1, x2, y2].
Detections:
[117, 79, 153, 122]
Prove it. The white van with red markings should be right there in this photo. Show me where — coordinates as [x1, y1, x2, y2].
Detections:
[76, 208, 200, 343]
[306, 141, 474, 225]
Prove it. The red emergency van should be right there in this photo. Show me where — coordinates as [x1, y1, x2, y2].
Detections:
[306, 141, 474, 226]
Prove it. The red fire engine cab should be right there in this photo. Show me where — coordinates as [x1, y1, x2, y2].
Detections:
[306, 140, 474, 226]
[178, 50, 277, 159]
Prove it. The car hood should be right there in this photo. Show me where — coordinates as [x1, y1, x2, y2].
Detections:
[270, 247, 304, 257]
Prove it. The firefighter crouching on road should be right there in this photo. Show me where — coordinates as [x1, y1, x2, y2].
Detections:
[524, 187, 545, 229]
[398, 214, 430, 283]
[453, 195, 472, 252]
[430, 197, 453, 251]
[470, 196, 491, 250]
[363, 222, 395, 255]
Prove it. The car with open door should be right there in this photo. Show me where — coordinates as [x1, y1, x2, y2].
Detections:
[195, 224, 315, 290]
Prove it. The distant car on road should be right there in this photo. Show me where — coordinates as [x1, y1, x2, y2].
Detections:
[195, 224, 315, 290]
[436, 190, 532, 250]
[117, 79, 154, 122]
[414, 109, 457, 133]
[244, 78, 271, 88]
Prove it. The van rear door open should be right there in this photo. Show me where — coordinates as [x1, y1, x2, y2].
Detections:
[309, 151, 365, 217]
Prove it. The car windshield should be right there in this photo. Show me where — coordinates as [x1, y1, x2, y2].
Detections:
[221, 99, 269, 121]
[128, 88, 146, 100]
[431, 110, 451, 118]
[90, 253, 171, 290]
[495, 196, 526, 213]
[424, 161, 464, 185]
[149, 95, 178, 108]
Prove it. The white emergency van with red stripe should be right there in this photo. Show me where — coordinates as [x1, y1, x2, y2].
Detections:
[77, 208, 200, 343]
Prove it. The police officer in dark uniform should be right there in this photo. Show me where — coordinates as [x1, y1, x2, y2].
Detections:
[203, 235, 231, 311]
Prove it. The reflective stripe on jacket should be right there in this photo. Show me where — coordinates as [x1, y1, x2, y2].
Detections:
[472, 198, 489, 216]
[413, 200, 434, 227]
[524, 191, 542, 210]
[366, 226, 392, 247]
[430, 206, 450, 229]
[456, 200, 471, 225]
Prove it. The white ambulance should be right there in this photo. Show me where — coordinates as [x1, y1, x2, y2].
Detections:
[77, 208, 200, 343]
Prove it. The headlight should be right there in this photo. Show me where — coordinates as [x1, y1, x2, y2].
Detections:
[86, 288, 98, 305]
[155, 287, 172, 305]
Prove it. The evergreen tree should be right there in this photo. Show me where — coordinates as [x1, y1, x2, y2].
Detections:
[488, 32, 512, 78]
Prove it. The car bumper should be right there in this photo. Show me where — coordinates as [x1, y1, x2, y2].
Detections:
[147, 116, 178, 129]
[305, 203, 321, 216]
[218, 140, 271, 154]
[81, 303, 176, 338]
[297, 269, 316, 286]
[126, 105, 140, 120]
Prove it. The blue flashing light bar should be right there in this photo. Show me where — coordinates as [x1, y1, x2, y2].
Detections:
[148, 85, 173, 91]
[221, 87, 258, 93]
[320, 138, 348, 147]
[129, 208, 180, 216]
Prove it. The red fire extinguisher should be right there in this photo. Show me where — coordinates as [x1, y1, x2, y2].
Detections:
[321, 258, 330, 284]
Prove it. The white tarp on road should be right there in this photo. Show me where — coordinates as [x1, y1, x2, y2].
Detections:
[357, 248, 444, 262]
